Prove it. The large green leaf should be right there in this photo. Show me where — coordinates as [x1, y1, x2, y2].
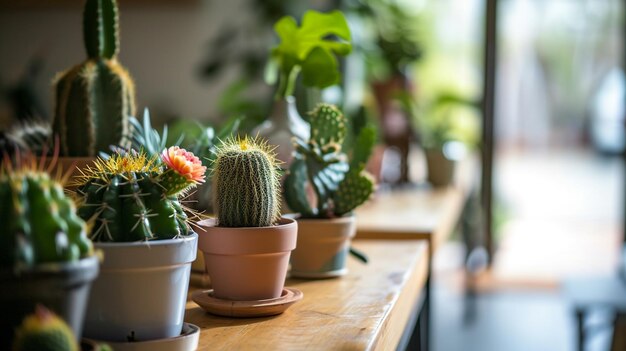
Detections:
[272, 10, 352, 90]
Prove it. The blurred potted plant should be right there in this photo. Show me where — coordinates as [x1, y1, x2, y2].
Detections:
[347, 0, 423, 184]
[284, 104, 376, 278]
[52, 0, 135, 172]
[407, 92, 480, 187]
[197, 136, 298, 300]
[74, 148, 205, 342]
[255, 10, 352, 163]
[0, 156, 98, 350]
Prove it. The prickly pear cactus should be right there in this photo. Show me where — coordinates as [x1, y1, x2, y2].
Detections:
[212, 136, 281, 227]
[74, 148, 206, 242]
[309, 104, 347, 152]
[284, 103, 375, 218]
[12, 305, 78, 351]
[0, 163, 93, 269]
[53, 0, 135, 157]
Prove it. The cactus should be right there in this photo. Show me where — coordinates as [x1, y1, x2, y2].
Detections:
[12, 305, 78, 351]
[74, 148, 205, 242]
[212, 136, 281, 227]
[0, 161, 93, 269]
[284, 103, 376, 218]
[53, 0, 135, 157]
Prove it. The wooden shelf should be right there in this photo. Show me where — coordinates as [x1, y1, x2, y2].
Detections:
[185, 240, 429, 351]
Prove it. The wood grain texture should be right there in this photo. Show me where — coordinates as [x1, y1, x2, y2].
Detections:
[355, 155, 478, 255]
[185, 240, 429, 351]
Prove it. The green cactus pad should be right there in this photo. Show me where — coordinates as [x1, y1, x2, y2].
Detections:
[212, 136, 282, 227]
[333, 168, 375, 217]
[309, 103, 347, 152]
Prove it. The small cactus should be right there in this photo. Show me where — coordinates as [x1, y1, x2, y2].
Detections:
[12, 305, 78, 351]
[53, 0, 135, 157]
[212, 136, 281, 227]
[284, 104, 376, 218]
[74, 148, 206, 242]
[0, 159, 93, 269]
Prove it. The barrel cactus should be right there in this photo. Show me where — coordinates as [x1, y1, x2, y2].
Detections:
[212, 136, 281, 227]
[53, 0, 135, 157]
[12, 305, 78, 351]
[74, 147, 206, 242]
[284, 103, 376, 218]
[0, 161, 93, 270]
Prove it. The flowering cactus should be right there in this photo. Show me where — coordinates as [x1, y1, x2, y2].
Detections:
[75, 148, 206, 242]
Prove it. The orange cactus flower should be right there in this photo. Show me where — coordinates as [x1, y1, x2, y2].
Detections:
[161, 146, 206, 184]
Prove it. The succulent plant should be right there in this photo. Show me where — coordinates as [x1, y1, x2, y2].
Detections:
[74, 148, 206, 242]
[212, 136, 281, 227]
[284, 104, 376, 218]
[12, 305, 78, 351]
[0, 121, 51, 160]
[0, 158, 93, 269]
[52, 0, 135, 157]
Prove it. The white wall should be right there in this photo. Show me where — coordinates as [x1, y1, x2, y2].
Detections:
[0, 0, 250, 123]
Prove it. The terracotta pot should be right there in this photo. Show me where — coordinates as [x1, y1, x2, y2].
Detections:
[425, 149, 456, 187]
[197, 218, 297, 301]
[290, 216, 356, 279]
[84, 233, 198, 342]
[0, 256, 99, 350]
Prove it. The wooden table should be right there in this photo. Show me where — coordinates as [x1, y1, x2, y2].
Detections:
[186, 240, 429, 351]
[355, 155, 478, 254]
[354, 155, 479, 351]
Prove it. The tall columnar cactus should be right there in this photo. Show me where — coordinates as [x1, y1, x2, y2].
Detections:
[0, 163, 93, 269]
[284, 104, 376, 218]
[53, 0, 135, 157]
[12, 305, 78, 351]
[75, 148, 206, 242]
[212, 136, 281, 227]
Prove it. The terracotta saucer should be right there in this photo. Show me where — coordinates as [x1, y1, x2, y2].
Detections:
[192, 287, 303, 318]
[82, 322, 200, 351]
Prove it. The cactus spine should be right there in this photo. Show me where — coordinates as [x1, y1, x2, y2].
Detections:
[75, 149, 204, 242]
[284, 103, 376, 218]
[12, 305, 78, 351]
[53, 0, 135, 157]
[0, 165, 93, 269]
[212, 136, 281, 227]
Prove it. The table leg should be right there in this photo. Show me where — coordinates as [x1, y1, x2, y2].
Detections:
[576, 309, 585, 351]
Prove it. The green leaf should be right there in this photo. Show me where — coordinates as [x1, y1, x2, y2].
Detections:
[301, 47, 340, 88]
[272, 10, 352, 94]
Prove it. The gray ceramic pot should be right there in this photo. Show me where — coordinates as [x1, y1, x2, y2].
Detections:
[84, 233, 197, 342]
[0, 255, 100, 350]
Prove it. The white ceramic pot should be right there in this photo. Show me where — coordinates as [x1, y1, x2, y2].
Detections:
[84, 233, 197, 342]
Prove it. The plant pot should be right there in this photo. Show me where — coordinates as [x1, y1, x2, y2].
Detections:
[290, 215, 356, 278]
[0, 255, 99, 350]
[83, 233, 198, 342]
[425, 149, 456, 187]
[197, 218, 298, 301]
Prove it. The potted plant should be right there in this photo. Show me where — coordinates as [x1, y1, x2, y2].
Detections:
[0, 157, 98, 350]
[197, 136, 298, 301]
[74, 147, 205, 342]
[52, 0, 135, 173]
[284, 104, 376, 278]
[254, 10, 352, 163]
[408, 92, 480, 187]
